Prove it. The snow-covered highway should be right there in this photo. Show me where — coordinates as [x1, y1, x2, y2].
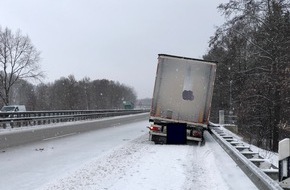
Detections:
[0, 115, 258, 190]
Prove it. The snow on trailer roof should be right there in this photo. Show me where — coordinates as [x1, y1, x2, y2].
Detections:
[158, 54, 218, 65]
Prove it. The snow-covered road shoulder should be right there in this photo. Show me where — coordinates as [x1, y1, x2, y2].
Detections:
[40, 133, 257, 190]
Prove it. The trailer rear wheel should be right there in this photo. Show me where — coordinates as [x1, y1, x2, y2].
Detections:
[152, 135, 166, 144]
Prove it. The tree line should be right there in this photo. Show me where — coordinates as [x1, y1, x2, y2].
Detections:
[8, 75, 137, 111]
[0, 26, 137, 111]
[205, 0, 290, 151]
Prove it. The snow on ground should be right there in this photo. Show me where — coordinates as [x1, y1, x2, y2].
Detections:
[0, 119, 149, 190]
[219, 124, 279, 167]
[1, 118, 258, 190]
[39, 133, 257, 190]
[250, 145, 278, 167]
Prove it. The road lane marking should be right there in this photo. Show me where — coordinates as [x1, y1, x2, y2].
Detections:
[43, 132, 77, 141]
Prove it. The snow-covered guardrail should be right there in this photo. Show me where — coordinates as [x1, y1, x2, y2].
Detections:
[209, 124, 283, 190]
[0, 109, 149, 129]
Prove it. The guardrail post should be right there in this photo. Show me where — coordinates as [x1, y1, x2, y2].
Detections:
[279, 138, 290, 188]
[219, 110, 224, 125]
[10, 121, 14, 128]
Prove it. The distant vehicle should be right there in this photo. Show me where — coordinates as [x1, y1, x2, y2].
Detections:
[1, 105, 26, 112]
[123, 101, 135, 110]
[148, 54, 217, 144]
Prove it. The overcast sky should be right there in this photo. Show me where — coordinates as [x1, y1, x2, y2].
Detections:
[0, 0, 228, 99]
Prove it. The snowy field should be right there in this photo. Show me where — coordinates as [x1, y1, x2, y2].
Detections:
[0, 118, 258, 190]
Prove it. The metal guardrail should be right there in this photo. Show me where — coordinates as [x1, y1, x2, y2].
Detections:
[0, 112, 149, 149]
[0, 109, 150, 129]
[209, 124, 283, 190]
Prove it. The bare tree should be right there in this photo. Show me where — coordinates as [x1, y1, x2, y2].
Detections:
[10, 79, 36, 110]
[0, 27, 43, 105]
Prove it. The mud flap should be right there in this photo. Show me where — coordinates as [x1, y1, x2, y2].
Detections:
[167, 123, 187, 144]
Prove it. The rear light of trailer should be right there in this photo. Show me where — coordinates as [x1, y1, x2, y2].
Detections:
[192, 130, 202, 138]
[148, 125, 161, 132]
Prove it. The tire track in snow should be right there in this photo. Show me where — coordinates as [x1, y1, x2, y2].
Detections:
[182, 142, 229, 190]
[40, 135, 152, 190]
[40, 135, 203, 190]
[40, 131, 256, 190]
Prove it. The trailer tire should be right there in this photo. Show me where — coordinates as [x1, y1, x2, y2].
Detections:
[152, 135, 166, 144]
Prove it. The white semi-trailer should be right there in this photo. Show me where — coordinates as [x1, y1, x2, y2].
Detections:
[148, 54, 217, 144]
